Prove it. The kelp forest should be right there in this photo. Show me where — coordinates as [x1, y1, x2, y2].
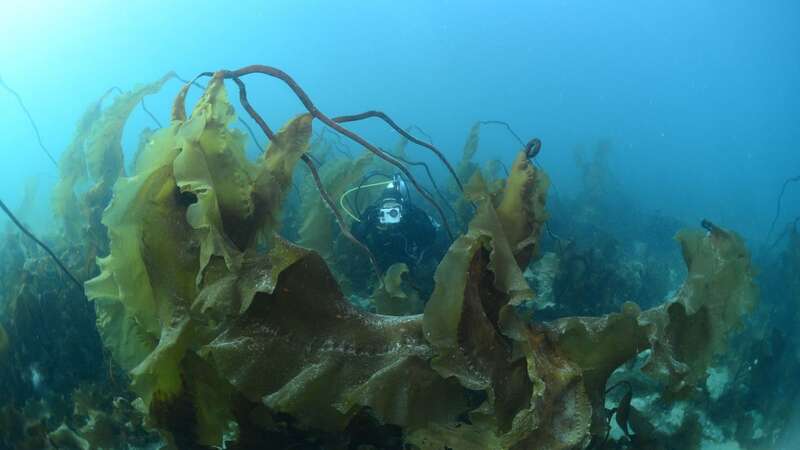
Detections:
[0, 67, 798, 450]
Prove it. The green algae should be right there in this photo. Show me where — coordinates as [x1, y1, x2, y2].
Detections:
[34, 68, 758, 449]
[0, 323, 7, 358]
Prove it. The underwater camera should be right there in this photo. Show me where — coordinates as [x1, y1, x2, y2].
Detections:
[377, 174, 408, 225]
[378, 199, 403, 225]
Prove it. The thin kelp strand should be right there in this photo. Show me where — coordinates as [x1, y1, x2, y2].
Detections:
[408, 124, 435, 145]
[140, 97, 163, 128]
[384, 150, 458, 222]
[478, 120, 554, 187]
[479, 120, 525, 148]
[230, 76, 275, 140]
[238, 117, 263, 152]
[316, 127, 353, 159]
[768, 215, 800, 250]
[301, 155, 383, 283]
[218, 65, 454, 240]
[0, 74, 58, 167]
[220, 72, 382, 276]
[766, 174, 800, 244]
[0, 198, 83, 291]
[332, 110, 465, 194]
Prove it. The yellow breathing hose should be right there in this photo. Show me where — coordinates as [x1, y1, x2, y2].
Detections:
[340, 180, 393, 222]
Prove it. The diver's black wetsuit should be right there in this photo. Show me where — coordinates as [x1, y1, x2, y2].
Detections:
[352, 203, 437, 273]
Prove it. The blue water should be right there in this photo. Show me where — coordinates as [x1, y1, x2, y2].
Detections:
[1, 0, 798, 243]
[1, 2, 800, 448]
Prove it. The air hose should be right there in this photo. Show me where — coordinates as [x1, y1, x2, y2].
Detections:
[340, 180, 393, 222]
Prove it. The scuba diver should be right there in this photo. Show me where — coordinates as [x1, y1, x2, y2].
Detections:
[340, 172, 447, 301]
[349, 173, 440, 274]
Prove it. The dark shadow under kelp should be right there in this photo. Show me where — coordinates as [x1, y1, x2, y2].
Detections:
[0, 66, 765, 449]
[527, 141, 688, 322]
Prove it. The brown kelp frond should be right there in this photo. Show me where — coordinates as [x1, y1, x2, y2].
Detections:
[547, 221, 757, 435]
[458, 121, 552, 203]
[170, 74, 263, 151]
[51, 73, 174, 258]
[86, 77, 379, 422]
[210, 65, 455, 240]
[201, 239, 464, 432]
[252, 114, 313, 234]
[66, 65, 760, 449]
[171, 82, 191, 122]
[85, 71, 175, 184]
[447, 123, 484, 228]
[477, 121, 555, 197]
[332, 110, 465, 193]
[370, 262, 423, 315]
[171, 71, 213, 122]
[217, 71, 379, 272]
[171, 76, 256, 273]
[53, 86, 118, 239]
[496, 143, 550, 267]
[463, 122, 482, 160]
[416, 173, 592, 449]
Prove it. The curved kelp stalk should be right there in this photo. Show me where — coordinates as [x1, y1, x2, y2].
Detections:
[203, 72, 381, 278]
[386, 149, 459, 222]
[766, 174, 800, 245]
[78, 67, 758, 449]
[479, 120, 525, 148]
[470, 120, 562, 211]
[0, 199, 82, 290]
[200, 66, 456, 241]
[140, 96, 163, 128]
[296, 151, 375, 265]
[332, 110, 465, 194]
[0, 74, 58, 166]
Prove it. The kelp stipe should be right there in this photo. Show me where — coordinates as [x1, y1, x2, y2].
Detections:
[0, 64, 754, 449]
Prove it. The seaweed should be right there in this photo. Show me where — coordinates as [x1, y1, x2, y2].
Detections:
[212, 65, 456, 240]
[766, 174, 800, 245]
[0, 199, 82, 290]
[548, 221, 757, 438]
[52, 87, 114, 240]
[52, 73, 174, 246]
[0, 323, 7, 357]
[457, 122, 482, 183]
[297, 152, 374, 259]
[332, 110, 464, 194]
[0, 220, 118, 450]
[370, 262, 423, 315]
[0, 74, 57, 166]
[0, 64, 765, 449]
